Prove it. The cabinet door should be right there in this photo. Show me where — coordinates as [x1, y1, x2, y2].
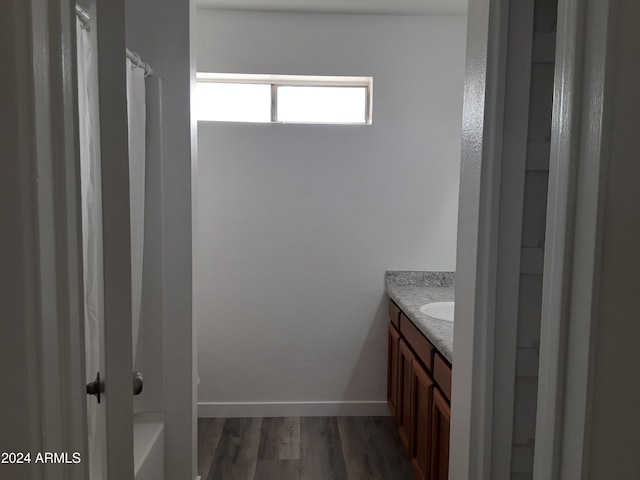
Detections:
[397, 339, 415, 452]
[387, 322, 401, 420]
[410, 359, 434, 480]
[430, 388, 451, 480]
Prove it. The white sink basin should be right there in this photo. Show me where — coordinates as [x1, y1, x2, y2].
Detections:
[419, 301, 455, 322]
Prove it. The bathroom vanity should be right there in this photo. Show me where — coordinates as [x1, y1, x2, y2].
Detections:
[386, 272, 454, 480]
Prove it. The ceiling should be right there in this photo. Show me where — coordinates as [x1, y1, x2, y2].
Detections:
[195, 0, 468, 16]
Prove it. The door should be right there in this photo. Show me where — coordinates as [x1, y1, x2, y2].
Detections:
[80, 0, 135, 478]
[410, 359, 434, 480]
[397, 339, 415, 452]
[0, 0, 133, 478]
[430, 388, 451, 480]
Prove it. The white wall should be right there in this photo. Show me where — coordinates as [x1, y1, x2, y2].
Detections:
[195, 10, 466, 416]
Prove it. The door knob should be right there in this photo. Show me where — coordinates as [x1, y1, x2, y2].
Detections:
[86, 372, 103, 403]
[133, 371, 143, 396]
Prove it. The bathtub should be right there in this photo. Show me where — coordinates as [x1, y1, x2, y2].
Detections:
[134, 413, 164, 480]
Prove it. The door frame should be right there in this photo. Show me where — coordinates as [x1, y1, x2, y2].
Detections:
[0, 0, 136, 478]
[452, 0, 618, 479]
[450, 0, 510, 477]
[0, 0, 89, 478]
[533, 0, 614, 478]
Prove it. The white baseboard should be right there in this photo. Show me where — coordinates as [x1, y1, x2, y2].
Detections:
[198, 401, 390, 418]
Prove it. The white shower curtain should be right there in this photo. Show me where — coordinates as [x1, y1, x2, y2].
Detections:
[127, 59, 146, 366]
[77, 17, 105, 480]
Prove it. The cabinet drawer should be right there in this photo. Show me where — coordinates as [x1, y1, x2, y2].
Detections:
[399, 313, 434, 373]
[389, 301, 401, 328]
[433, 353, 452, 402]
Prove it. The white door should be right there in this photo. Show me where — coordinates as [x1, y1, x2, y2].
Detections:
[0, 0, 133, 479]
[81, 0, 135, 478]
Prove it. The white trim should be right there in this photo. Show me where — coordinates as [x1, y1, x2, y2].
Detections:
[198, 401, 391, 418]
[491, 1, 535, 478]
[196, 72, 373, 88]
[191, 1, 200, 477]
[450, 0, 509, 478]
[95, 0, 135, 476]
[533, 0, 614, 478]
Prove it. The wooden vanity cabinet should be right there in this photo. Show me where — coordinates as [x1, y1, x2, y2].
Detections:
[387, 300, 452, 480]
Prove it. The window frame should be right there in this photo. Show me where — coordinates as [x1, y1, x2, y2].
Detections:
[196, 73, 373, 125]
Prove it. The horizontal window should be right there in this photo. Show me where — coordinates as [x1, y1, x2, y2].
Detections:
[195, 82, 271, 123]
[196, 73, 373, 125]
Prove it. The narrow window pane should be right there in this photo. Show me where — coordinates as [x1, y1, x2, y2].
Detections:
[277, 86, 368, 124]
[196, 82, 271, 122]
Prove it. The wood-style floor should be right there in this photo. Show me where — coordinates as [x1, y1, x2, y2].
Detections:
[198, 416, 415, 480]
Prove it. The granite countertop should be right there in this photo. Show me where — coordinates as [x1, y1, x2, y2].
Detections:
[385, 271, 455, 363]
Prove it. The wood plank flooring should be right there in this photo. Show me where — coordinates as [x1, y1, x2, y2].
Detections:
[198, 416, 415, 480]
